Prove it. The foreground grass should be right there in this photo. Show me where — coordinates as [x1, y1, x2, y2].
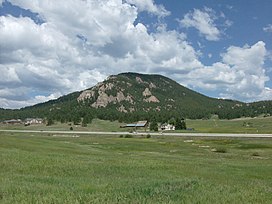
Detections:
[1, 133, 271, 203]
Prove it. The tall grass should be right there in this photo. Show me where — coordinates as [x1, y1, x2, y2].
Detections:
[1, 133, 272, 203]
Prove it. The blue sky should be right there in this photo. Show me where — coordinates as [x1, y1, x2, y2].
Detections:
[0, 0, 272, 108]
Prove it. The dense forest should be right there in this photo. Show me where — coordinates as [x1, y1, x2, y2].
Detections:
[1, 73, 272, 124]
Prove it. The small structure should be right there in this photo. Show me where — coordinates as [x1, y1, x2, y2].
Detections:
[25, 118, 43, 125]
[3, 119, 22, 125]
[160, 123, 175, 131]
[120, 121, 148, 130]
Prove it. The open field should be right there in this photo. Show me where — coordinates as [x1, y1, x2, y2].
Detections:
[1, 132, 272, 203]
[186, 116, 272, 134]
[0, 119, 126, 132]
[1, 116, 272, 134]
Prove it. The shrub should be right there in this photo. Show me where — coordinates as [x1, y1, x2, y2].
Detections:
[119, 135, 124, 138]
[252, 152, 260, 156]
[70, 127, 73, 131]
[212, 147, 227, 153]
[124, 134, 133, 138]
[146, 134, 151, 138]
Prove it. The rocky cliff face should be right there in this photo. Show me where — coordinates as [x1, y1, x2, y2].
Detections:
[77, 73, 168, 112]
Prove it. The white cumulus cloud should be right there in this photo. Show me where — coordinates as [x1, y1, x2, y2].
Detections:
[125, 0, 170, 17]
[0, 0, 199, 108]
[184, 41, 272, 101]
[179, 7, 230, 41]
[0, 1, 271, 109]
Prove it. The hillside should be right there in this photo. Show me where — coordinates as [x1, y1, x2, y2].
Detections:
[76, 73, 242, 118]
[1, 72, 272, 122]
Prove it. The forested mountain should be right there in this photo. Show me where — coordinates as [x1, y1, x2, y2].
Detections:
[1, 72, 272, 123]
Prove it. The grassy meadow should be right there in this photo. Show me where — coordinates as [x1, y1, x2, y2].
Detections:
[1, 132, 272, 203]
[186, 116, 272, 134]
[0, 119, 126, 132]
[1, 116, 272, 134]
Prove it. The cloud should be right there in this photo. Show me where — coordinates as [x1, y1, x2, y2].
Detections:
[0, 1, 271, 109]
[263, 24, 272, 33]
[125, 0, 170, 17]
[0, 91, 62, 109]
[178, 7, 230, 41]
[0, 0, 199, 108]
[184, 41, 272, 101]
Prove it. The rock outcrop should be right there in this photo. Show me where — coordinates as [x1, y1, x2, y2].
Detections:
[144, 95, 160, 103]
[77, 90, 95, 102]
[142, 88, 152, 97]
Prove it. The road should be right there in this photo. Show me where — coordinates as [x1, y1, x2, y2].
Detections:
[0, 129, 272, 138]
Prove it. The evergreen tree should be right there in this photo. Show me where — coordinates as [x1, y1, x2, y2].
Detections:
[46, 118, 54, 126]
[181, 120, 187, 130]
[150, 121, 158, 131]
[175, 118, 182, 130]
[169, 117, 176, 125]
[175, 118, 186, 130]
[73, 114, 81, 125]
[82, 116, 88, 127]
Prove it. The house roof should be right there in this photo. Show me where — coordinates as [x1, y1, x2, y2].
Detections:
[3, 119, 22, 123]
[125, 120, 148, 127]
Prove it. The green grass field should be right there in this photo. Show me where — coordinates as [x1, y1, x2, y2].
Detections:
[1, 132, 272, 203]
[0, 119, 126, 132]
[186, 116, 272, 134]
[1, 116, 272, 134]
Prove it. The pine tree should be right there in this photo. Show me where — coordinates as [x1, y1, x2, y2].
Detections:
[175, 118, 182, 130]
[82, 116, 88, 127]
[46, 118, 54, 126]
[150, 121, 158, 131]
[181, 120, 187, 130]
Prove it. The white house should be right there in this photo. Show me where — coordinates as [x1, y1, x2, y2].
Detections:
[25, 118, 43, 125]
[160, 123, 175, 131]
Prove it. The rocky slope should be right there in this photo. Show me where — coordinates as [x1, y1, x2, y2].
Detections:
[75, 72, 244, 116]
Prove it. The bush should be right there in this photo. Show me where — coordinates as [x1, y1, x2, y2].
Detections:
[146, 134, 151, 138]
[124, 134, 133, 138]
[119, 135, 124, 138]
[70, 127, 73, 131]
[252, 152, 260, 156]
[212, 147, 227, 153]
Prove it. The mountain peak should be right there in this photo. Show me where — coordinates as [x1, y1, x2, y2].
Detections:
[77, 72, 164, 111]
[1, 72, 272, 122]
[76, 72, 232, 115]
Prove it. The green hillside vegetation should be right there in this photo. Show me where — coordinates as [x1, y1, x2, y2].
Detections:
[1, 133, 271, 203]
[1, 73, 272, 124]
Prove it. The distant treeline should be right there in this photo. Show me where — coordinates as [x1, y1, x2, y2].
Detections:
[1, 100, 271, 124]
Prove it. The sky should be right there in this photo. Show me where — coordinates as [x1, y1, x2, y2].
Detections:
[0, 0, 272, 109]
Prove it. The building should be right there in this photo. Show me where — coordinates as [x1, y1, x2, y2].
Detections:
[160, 123, 175, 131]
[24, 118, 43, 125]
[121, 120, 148, 129]
[3, 119, 22, 125]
